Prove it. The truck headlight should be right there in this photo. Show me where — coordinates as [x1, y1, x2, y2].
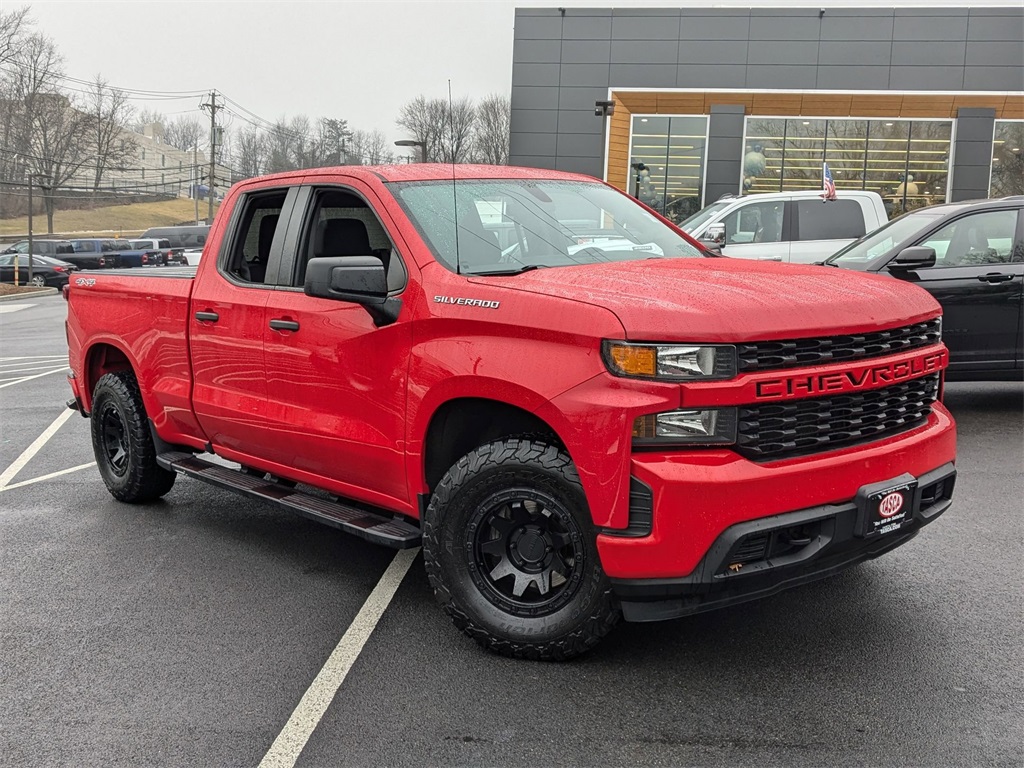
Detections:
[602, 341, 736, 381]
[632, 408, 738, 446]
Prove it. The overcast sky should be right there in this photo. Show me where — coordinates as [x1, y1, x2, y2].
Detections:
[17, 0, 1022, 147]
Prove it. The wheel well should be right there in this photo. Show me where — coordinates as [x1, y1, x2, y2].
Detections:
[423, 398, 561, 491]
[86, 344, 132, 403]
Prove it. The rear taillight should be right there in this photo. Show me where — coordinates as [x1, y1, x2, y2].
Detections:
[142, 254, 148, 264]
[53, 266, 66, 272]
[99, 257, 106, 267]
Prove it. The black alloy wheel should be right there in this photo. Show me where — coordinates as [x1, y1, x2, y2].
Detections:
[98, 401, 130, 477]
[470, 490, 585, 617]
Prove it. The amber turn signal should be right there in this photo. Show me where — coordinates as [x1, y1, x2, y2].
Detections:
[606, 343, 657, 377]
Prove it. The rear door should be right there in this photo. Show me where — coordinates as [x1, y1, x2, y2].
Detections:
[189, 184, 297, 456]
[719, 198, 790, 262]
[886, 207, 1022, 374]
[790, 197, 869, 264]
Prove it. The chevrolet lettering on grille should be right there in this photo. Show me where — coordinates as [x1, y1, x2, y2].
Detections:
[754, 349, 947, 400]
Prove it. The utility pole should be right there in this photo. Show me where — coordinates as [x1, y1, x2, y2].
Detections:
[193, 142, 200, 224]
[201, 91, 219, 223]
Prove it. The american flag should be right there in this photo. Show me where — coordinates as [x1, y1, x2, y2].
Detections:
[821, 162, 837, 202]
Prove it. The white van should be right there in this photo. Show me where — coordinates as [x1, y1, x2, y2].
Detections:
[680, 190, 888, 264]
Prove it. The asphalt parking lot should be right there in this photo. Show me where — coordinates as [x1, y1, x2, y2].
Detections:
[1, 293, 1022, 767]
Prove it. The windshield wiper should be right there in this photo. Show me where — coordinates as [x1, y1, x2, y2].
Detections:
[472, 264, 549, 276]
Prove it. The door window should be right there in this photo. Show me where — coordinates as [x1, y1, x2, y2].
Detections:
[722, 202, 784, 245]
[295, 188, 406, 292]
[794, 199, 866, 241]
[919, 210, 1019, 267]
[224, 191, 287, 285]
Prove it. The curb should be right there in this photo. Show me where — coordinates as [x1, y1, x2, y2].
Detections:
[0, 287, 59, 302]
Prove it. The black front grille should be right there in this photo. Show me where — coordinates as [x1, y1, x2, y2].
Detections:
[736, 374, 940, 462]
[737, 319, 941, 373]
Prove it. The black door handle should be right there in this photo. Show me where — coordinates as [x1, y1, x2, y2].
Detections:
[194, 311, 219, 322]
[269, 318, 300, 332]
[977, 273, 1014, 283]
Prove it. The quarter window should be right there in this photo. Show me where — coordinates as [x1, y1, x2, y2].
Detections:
[794, 199, 866, 241]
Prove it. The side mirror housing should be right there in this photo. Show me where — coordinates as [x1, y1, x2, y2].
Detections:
[304, 255, 400, 326]
[889, 246, 936, 271]
[703, 222, 726, 245]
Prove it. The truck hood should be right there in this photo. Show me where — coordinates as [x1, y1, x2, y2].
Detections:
[471, 258, 940, 342]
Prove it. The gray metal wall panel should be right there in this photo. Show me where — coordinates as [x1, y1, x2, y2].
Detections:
[557, 110, 606, 135]
[561, 40, 612, 64]
[821, 15, 895, 41]
[513, 39, 563, 64]
[610, 40, 678, 65]
[511, 110, 560, 134]
[556, 132, 606, 158]
[559, 64, 610, 88]
[511, 86, 559, 112]
[609, 63, 677, 88]
[704, 106, 746, 205]
[816, 65, 891, 90]
[817, 41, 893, 67]
[511, 63, 561, 87]
[562, 15, 612, 40]
[747, 16, 822, 40]
[967, 15, 1024, 42]
[746, 65, 818, 89]
[678, 16, 750, 41]
[611, 15, 682, 41]
[677, 40, 749, 65]
[747, 41, 820, 66]
[509, 132, 557, 157]
[889, 66, 965, 90]
[557, 87, 607, 111]
[950, 108, 997, 202]
[892, 15, 968, 40]
[963, 68, 1024, 91]
[513, 15, 562, 40]
[890, 42, 967, 67]
[676, 64, 747, 89]
[965, 41, 1024, 66]
[555, 156, 605, 177]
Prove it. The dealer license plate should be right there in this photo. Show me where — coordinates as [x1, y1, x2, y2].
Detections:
[857, 477, 917, 538]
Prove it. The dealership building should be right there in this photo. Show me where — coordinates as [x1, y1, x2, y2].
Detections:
[509, 4, 1024, 223]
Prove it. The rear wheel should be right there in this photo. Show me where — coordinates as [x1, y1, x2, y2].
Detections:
[29, 275, 45, 287]
[423, 438, 619, 660]
[91, 371, 176, 503]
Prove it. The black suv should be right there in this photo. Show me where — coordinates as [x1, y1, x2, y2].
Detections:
[827, 197, 1023, 381]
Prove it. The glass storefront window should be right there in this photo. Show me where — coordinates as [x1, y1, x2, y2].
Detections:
[741, 117, 952, 216]
[629, 115, 708, 224]
[990, 121, 1024, 197]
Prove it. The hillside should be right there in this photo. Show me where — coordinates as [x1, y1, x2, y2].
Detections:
[0, 198, 221, 238]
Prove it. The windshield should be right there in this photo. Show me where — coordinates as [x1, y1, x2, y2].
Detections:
[826, 211, 943, 270]
[390, 180, 704, 275]
[678, 200, 733, 233]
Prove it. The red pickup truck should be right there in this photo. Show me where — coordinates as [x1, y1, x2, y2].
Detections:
[66, 165, 956, 659]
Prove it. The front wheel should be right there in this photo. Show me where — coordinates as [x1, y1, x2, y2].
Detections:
[29, 275, 45, 287]
[91, 371, 176, 503]
[423, 438, 620, 660]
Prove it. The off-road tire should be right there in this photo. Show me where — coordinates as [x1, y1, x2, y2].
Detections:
[91, 371, 176, 503]
[423, 438, 620, 660]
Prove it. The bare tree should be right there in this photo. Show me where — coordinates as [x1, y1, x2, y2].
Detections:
[129, 107, 164, 134]
[396, 95, 476, 163]
[0, 6, 30, 68]
[233, 124, 267, 179]
[163, 115, 203, 152]
[30, 92, 92, 231]
[473, 94, 510, 165]
[363, 129, 391, 165]
[87, 75, 136, 193]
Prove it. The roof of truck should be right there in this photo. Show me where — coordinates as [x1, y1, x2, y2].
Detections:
[297, 164, 597, 184]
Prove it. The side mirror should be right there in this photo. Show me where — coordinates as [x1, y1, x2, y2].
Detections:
[889, 246, 936, 271]
[304, 255, 400, 326]
[703, 222, 726, 245]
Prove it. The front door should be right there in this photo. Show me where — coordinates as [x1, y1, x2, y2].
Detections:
[720, 199, 790, 262]
[889, 208, 1023, 374]
[260, 181, 413, 510]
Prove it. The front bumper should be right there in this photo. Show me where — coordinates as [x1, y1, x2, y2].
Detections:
[612, 461, 954, 622]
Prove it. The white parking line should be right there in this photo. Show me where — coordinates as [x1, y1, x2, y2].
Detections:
[0, 462, 96, 493]
[0, 367, 68, 389]
[0, 304, 35, 314]
[0, 408, 75, 489]
[258, 547, 420, 768]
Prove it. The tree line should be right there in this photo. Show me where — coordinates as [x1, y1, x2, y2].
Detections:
[0, 7, 512, 232]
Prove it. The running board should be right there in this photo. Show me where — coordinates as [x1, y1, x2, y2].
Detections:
[157, 452, 421, 549]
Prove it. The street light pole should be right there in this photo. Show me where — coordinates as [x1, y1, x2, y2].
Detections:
[26, 177, 33, 286]
[395, 139, 427, 163]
